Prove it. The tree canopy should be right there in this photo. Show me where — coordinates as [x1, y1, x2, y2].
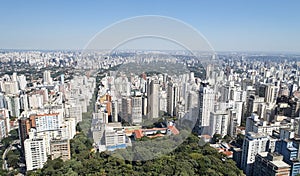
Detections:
[27, 132, 242, 176]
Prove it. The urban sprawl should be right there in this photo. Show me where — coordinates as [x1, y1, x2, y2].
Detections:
[0, 51, 300, 175]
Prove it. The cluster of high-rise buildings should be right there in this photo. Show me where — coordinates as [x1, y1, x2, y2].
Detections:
[90, 52, 300, 176]
[3, 50, 300, 175]
[91, 61, 197, 151]
[219, 54, 300, 176]
[0, 65, 96, 171]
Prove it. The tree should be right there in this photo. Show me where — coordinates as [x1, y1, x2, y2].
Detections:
[31, 132, 242, 176]
[7, 151, 19, 168]
[76, 123, 82, 132]
[212, 133, 222, 144]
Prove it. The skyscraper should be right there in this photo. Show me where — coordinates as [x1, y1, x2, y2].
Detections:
[197, 85, 215, 134]
[121, 97, 131, 122]
[131, 96, 142, 124]
[147, 79, 159, 119]
[112, 101, 119, 122]
[167, 82, 178, 117]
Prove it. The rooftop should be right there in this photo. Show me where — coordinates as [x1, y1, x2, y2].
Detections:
[258, 152, 268, 157]
[270, 160, 290, 168]
[247, 132, 268, 139]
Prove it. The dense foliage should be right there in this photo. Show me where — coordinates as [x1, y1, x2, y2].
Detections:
[0, 129, 21, 175]
[27, 132, 242, 176]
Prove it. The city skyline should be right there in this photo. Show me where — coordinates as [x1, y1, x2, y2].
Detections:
[2, 1, 300, 175]
[2, 41, 300, 175]
[1, 1, 300, 52]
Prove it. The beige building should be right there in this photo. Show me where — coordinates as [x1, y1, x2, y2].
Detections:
[50, 138, 71, 161]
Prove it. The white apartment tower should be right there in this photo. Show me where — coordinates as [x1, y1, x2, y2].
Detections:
[24, 131, 47, 171]
[264, 84, 279, 104]
[209, 111, 229, 137]
[112, 101, 118, 122]
[198, 85, 215, 134]
[43, 70, 53, 85]
[241, 132, 269, 176]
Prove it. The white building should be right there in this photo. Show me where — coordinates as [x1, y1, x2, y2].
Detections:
[0, 109, 10, 140]
[20, 94, 29, 111]
[6, 96, 20, 117]
[198, 85, 215, 133]
[28, 94, 44, 109]
[234, 101, 244, 126]
[265, 84, 279, 104]
[103, 123, 127, 151]
[3, 81, 19, 95]
[209, 111, 229, 137]
[241, 132, 269, 176]
[111, 101, 118, 122]
[24, 131, 47, 171]
[159, 91, 167, 112]
[17, 74, 27, 90]
[32, 113, 61, 132]
[43, 70, 53, 85]
[0, 119, 7, 140]
[115, 76, 130, 97]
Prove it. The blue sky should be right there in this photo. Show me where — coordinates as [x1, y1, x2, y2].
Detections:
[0, 0, 300, 52]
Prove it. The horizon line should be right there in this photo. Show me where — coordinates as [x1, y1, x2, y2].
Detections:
[1, 48, 300, 55]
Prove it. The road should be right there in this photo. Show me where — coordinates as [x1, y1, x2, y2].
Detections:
[2, 140, 19, 170]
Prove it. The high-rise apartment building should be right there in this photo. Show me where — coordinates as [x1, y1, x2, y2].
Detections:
[167, 82, 178, 116]
[43, 70, 53, 85]
[121, 97, 131, 122]
[131, 96, 142, 124]
[29, 113, 61, 132]
[198, 85, 215, 134]
[147, 79, 159, 119]
[265, 84, 279, 104]
[24, 131, 47, 171]
[209, 111, 229, 137]
[241, 132, 269, 176]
